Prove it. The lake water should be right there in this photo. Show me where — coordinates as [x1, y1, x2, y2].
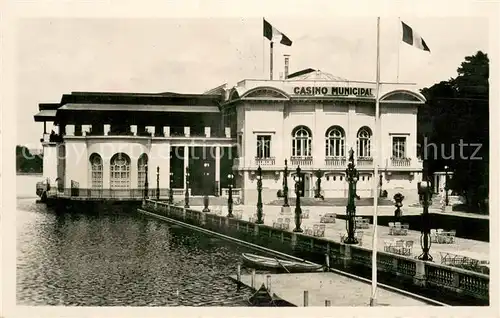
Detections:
[16, 176, 260, 306]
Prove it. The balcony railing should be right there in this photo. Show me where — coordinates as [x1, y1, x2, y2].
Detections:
[325, 156, 346, 167]
[391, 157, 412, 167]
[290, 156, 313, 166]
[356, 157, 373, 167]
[254, 157, 276, 166]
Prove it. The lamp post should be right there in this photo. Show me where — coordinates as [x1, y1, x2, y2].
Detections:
[184, 167, 190, 208]
[144, 164, 149, 200]
[227, 172, 234, 218]
[314, 169, 323, 199]
[379, 174, 383, 197]
[444, 165, 449, 206]
[169, 172, 174, 204]
[283, 159, 289, 207]
[256, 166, 264, 224]
[293, 166, 303, 233]
[418, 180, 433, 261]
[343, 148, 359, 244]
[156, 166, 160, 201]
[202, 162, 210, 212]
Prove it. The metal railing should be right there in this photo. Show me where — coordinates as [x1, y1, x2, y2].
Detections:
[48, 188, 172, 199]
[325, 156, 347, 167]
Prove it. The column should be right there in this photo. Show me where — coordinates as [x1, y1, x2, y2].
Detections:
[184, 145, 189, 190]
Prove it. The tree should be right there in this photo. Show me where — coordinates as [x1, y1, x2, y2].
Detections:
[418, 51, 489, 212]
[16, 145, 43, 173]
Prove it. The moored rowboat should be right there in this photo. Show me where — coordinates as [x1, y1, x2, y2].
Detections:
[241, 253, 323, 272]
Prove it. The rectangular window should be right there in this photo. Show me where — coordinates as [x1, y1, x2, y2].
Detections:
[392, 137, 407, 159]
[256, 135, 271, 158]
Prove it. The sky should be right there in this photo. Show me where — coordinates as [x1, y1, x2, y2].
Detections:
[16, 15, 490, 148]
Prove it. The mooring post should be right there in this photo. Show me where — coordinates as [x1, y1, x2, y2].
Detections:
[237, 264, 241, 291]
[325, 300, 331, 306]
[266, 274, 271, 292]
[251, 269, 256, 289]
[303, 290, 309, 307]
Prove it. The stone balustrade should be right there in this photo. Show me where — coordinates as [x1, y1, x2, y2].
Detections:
[140, 199, 489, 305]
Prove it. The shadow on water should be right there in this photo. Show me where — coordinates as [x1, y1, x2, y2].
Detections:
[16, 199, 262, 306]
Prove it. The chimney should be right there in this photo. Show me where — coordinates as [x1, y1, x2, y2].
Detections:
[284, 54, 290, 79]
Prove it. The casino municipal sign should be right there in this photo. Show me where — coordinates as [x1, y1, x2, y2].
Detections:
[293, 86, 374, 97]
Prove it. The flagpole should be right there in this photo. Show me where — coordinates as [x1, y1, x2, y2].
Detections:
[270, 41, 274, 80]
[263, 37, 265, 77]
[397, 17, 401, 83]
[370, 16, 381, 307]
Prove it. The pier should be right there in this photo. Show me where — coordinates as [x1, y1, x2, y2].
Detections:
[230, 272, 447, 306]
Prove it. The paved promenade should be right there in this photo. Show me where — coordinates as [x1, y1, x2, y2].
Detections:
[231, 272, 437, 306]
[192, 204, 489, 265]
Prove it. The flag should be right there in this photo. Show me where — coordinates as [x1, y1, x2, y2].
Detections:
[401, 21, 430, 52]
[263, 18, 292, 46]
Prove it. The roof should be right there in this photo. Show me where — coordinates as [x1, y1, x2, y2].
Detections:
[34, 109, 57, 122]
[57, 103, 221, 113]
[287, 69, 347, 81]
[59, 91, 222, 106]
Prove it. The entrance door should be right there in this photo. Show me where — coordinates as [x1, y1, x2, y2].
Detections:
[189, 147, 216, 196]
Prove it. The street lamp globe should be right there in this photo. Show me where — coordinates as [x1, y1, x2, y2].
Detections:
[420, 181, 429, 190]
[256, 175, 261, 181]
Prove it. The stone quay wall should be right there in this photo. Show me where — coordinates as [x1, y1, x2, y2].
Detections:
[140, 199, 489, 306]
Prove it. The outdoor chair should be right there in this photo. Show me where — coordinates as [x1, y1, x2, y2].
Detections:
[393, 239, 405, 254]
[234, 209, 243, 220]
[302, 209, 310, 219]
[313, 224, 320, 236]
[305, 227, 314, 236]
[430, 229, 439, 243]
[403, 240, 414, 255]
[384, 240, 393, 252]
[388, 222, 395, 235]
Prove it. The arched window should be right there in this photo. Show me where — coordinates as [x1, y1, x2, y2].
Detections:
[110, 153, 131, 189]
[137, 153, 148, 188]
[89, 153, 103, 189]
[357, 127, 372, 157]
[292, 126, 312, 157]
[325, 126, 345, 157]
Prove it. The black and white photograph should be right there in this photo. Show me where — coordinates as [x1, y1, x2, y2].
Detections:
[2, 1, 499, 317]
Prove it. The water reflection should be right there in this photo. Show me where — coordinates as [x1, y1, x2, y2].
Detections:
[17, 199, 255, 306]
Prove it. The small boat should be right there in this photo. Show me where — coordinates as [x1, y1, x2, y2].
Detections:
[247, 283, 292, 307]
[241, 253, 323, 272]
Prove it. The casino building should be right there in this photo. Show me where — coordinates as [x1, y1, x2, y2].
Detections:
[34, 66, 426, 204]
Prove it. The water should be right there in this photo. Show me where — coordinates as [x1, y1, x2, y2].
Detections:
[16, 176, 259, 306]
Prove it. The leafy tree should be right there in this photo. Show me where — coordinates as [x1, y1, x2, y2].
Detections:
[418, 51, 489, 212]
[16, 145, 43, 173]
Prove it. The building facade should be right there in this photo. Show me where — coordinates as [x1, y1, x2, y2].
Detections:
[34, 69, 425, 204]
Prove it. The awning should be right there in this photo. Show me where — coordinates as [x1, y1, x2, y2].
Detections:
[57, 103, 221, 113]
[34, 109, 57, 122]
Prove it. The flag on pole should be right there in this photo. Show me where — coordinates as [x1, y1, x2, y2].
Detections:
[263, 18, 292, 46]
[401, 21, 430, 52]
